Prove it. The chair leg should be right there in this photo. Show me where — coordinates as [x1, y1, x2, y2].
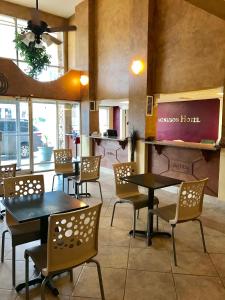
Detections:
[12, 246, 16, 287]
[137, 210, 140, 219]
[77, 183, 80, 199]
[90, 259, 105, 300]
[171, 225, 177, 266]
[97, 181, 103, 203]
[194, 219, 207, 253]
[62, 175, 65, 192]
[1, 229, 8, 263]
[86, 182, 88, 197]
[25, 251, 29, 300]
[133, 208, 136, 238]
[156, 203, 159, 231]
[41, 276, 49, 300]
[67, 178, 70, 194]
[69, 269, 73, 282]
[52, 175, 56, 191]
[110, 201, 121, 226]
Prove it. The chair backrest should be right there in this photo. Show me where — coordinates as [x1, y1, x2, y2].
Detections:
[4, 174, 45, 225]
[0, 164, 16, 196]
[80, 156, 101, 181]
[174, 178, 208, 223]
[4, 174, 44, 197]
[46, 203, 102, 274]
[54, 149, 73, 173]
[113, 162, 139, 197]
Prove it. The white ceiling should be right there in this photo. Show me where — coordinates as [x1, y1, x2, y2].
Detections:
[5, 0, 84, 18]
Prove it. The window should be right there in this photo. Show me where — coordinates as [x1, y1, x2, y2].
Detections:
[0, 14, 65, 81]
[99, 107, 110, 134]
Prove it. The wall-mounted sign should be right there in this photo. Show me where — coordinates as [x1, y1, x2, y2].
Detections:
[156, 99, 220, 143]
[90, 101, 96, 111]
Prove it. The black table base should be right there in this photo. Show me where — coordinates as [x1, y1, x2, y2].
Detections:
[129, 230, 171, 246]
[16, 277, 59, 296]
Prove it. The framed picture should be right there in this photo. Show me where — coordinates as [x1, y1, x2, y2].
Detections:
[146, 96, 153, 116]
[90, 101, 96, 111]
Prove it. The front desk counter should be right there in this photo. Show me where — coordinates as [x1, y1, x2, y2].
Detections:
[90, 136, 128, 169]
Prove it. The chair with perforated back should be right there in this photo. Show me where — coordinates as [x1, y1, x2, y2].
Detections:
[52, 149, 74, 192]
[69, 155, 103, 202]
[24, 203, 105, 300]
[111, 162, 159, 237]
[149, 178, 208, 265]
[1, 174, 44, 287]
[0, 164, 16, 220]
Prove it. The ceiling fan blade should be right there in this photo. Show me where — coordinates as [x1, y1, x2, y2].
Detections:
[19, 32, 35, 46]
[42, 33, 62, 45]
[47, 25, 77, 33]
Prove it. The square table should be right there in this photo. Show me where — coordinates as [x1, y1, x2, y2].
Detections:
[122, 173, 182, 245]
[2, 191, 88, 293]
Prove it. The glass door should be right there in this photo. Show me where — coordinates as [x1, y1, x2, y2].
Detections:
[32, 100, 57, 172]
[0, 97, 31, 171]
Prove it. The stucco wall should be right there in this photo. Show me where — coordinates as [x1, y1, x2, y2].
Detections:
[154, 0, 225, 93]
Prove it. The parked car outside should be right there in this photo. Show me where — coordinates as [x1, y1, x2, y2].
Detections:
[0, 119, 43, 158]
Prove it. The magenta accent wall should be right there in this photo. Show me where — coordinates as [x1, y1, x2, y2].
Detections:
[113, 106, 120, 136]
[156, 99, 220, 143]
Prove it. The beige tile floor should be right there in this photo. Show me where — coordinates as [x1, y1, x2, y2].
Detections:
[1, 170, 225, 299]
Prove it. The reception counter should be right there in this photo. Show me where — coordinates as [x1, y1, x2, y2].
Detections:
[146, 140, 221, 196]
[90, 136, 128, 169]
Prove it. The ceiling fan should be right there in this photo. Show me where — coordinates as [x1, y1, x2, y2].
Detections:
[20, 0, 77, 47]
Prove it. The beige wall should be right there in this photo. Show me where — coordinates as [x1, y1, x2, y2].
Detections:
[68, 14, 76, 70]
[0, 58, 81, 100]
[96, 0, 130, 100]
[68, 1, 89, 71]
[67, 0, 225, 185]
[154, 0, 225, 93]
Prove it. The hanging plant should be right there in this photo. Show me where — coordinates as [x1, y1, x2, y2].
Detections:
[130, 128, 138, 162]
[14, 33, 51, 79]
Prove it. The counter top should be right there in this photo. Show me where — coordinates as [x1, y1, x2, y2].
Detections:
[89, 135, 128, 142]
[144, 140, 220, 151]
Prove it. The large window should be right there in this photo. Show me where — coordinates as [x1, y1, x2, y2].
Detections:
[0, 14, 64, 81]
[0, 97, 80, 172]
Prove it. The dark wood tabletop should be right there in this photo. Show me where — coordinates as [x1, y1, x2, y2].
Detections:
[2, 191, 88, 223]
[122, 173, 182, 190]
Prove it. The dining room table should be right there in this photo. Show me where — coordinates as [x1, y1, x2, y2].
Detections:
[1, 190, 88, 294]
[122, 173, 182, 246]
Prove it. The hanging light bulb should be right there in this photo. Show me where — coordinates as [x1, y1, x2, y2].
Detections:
[131, 60, 144, 75]
[80, 75, 89, 86]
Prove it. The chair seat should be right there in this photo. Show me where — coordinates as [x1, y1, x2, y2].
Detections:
[9, 220, 41, 246]
[55, 171, 75, 176]
[120, 193, 159, 210]
[25, 244, 47, 274]
[68, 175, 98, 184]
[150, 204, 176, 223]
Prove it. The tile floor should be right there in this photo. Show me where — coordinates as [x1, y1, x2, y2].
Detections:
[1, 170, 225, 299]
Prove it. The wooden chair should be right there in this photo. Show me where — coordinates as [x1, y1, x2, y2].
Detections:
[149, 178, 208, 265]
[69, 156, 103, 202]
[24, 203, 105, 300]
[52, 149, 74, 192]
[0, 164, 16, 220]
[111, 162, 159, 237]
[1, 174, 44, 286]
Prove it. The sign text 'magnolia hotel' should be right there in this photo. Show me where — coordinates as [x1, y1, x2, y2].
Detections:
[156, 99, 220, 143]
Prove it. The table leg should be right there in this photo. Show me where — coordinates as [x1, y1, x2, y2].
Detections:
[129, 188, 171, 246]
